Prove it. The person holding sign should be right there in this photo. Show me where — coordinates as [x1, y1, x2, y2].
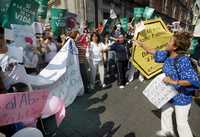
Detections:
[43, 36, 58, 65]
[136, 32, 200, 137]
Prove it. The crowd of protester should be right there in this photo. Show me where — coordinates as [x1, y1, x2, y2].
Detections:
[0, 22, 138, 136]
[0, 19, 200, 137]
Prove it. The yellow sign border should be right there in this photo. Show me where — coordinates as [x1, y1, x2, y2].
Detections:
[132, 18, 171, 79]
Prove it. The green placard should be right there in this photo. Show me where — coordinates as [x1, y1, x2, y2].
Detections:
[0, 0, 11, 25]
[133, 7, 144, 18]
[36, 0, 48, 19]
[3, 0, 39, 28]
[120, 17, 128, 32]
[189, 37, 199, 55]
[143, 7, 155, 19]
[104, 18, 113, 33]
[51, 8, 67, 36]
[87, 21, 95, 30]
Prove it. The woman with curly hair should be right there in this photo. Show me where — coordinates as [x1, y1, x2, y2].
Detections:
[136, 32, 200, 137]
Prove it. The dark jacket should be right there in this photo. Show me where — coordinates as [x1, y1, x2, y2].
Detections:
[110, 42, 129, 61]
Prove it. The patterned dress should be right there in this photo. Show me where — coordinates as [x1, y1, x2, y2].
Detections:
[154, 50, 200, 105]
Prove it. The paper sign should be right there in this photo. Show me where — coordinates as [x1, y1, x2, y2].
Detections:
[32, 22, 43, 34]
[135, 21, 145, 34]
[0, 90, 49, 126]
[7, 45, 23, 63]
[193, 22, 200, 37]
[110, 9, 117, 19]
[120, 17, 128, 32]
[132, 18, 172, 79]
[143, 7, 155, 19]
[143, 73, 177, 109]
[11, 24, 36, 47]
[4, 29, 14, 40]
[35, 0, 48, 19]
[133, 7, 144, 18]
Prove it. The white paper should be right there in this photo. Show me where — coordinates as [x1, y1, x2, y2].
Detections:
[143, 73, 178, 109]
[7, 44, 23, 63]
[193, 22, 200, 37]
[135, 21, 145, 34]
[4, 29, 14, 41]
[110, 9, 117, 19]
[32, 22, 43, 34]
[11, 24, 36, 47]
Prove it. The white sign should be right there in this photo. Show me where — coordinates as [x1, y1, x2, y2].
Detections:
[11, 24, 36, 47]
[110, 9, 117, 19]
[4, 29, 14, 41]
[193, 22, 200, 37]
[135, 21, 145, 35]
[172, 21, 180, 32]
[143, 73, 177, 109]
[32, 22, 43, 34]
[7, 44, 23, 63]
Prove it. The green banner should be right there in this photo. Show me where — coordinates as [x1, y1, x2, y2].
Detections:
[120, 17, 128, 32]
[0, 0, 11, 25]
[51, 8, 67, 36]
[3, 0, 39, 28]
[133, 7, 144, 18]
[143, 7, 155, 19]
[36, 0, 48, 19]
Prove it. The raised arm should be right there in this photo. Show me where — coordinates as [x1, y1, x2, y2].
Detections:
[135, 40, 156, 55]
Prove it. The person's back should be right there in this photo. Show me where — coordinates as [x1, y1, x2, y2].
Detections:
[110, 42, 128, 61]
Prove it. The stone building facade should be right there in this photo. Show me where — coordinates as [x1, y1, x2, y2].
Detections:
[48, 0, 194, 29]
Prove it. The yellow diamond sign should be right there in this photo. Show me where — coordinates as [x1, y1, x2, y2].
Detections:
[132, 18, 173, 79]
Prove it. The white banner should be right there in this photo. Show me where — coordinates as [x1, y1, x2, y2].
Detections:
[46, 39, 84, 106]
[143, 73, 177, 109]
[5, 38, 84, 107]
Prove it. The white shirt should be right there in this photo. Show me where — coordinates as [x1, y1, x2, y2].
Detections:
[24, 51, 39, 68]
[89, 42, 105, 62]
[45, 42, 57, 63]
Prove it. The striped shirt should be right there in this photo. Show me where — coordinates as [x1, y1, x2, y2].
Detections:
[76, 42, 87, 63]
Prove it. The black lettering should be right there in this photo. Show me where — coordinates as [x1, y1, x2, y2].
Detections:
[27, 93, 36, 105]
[19, 94, 28, 108]
[5, 96, 16, 110]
